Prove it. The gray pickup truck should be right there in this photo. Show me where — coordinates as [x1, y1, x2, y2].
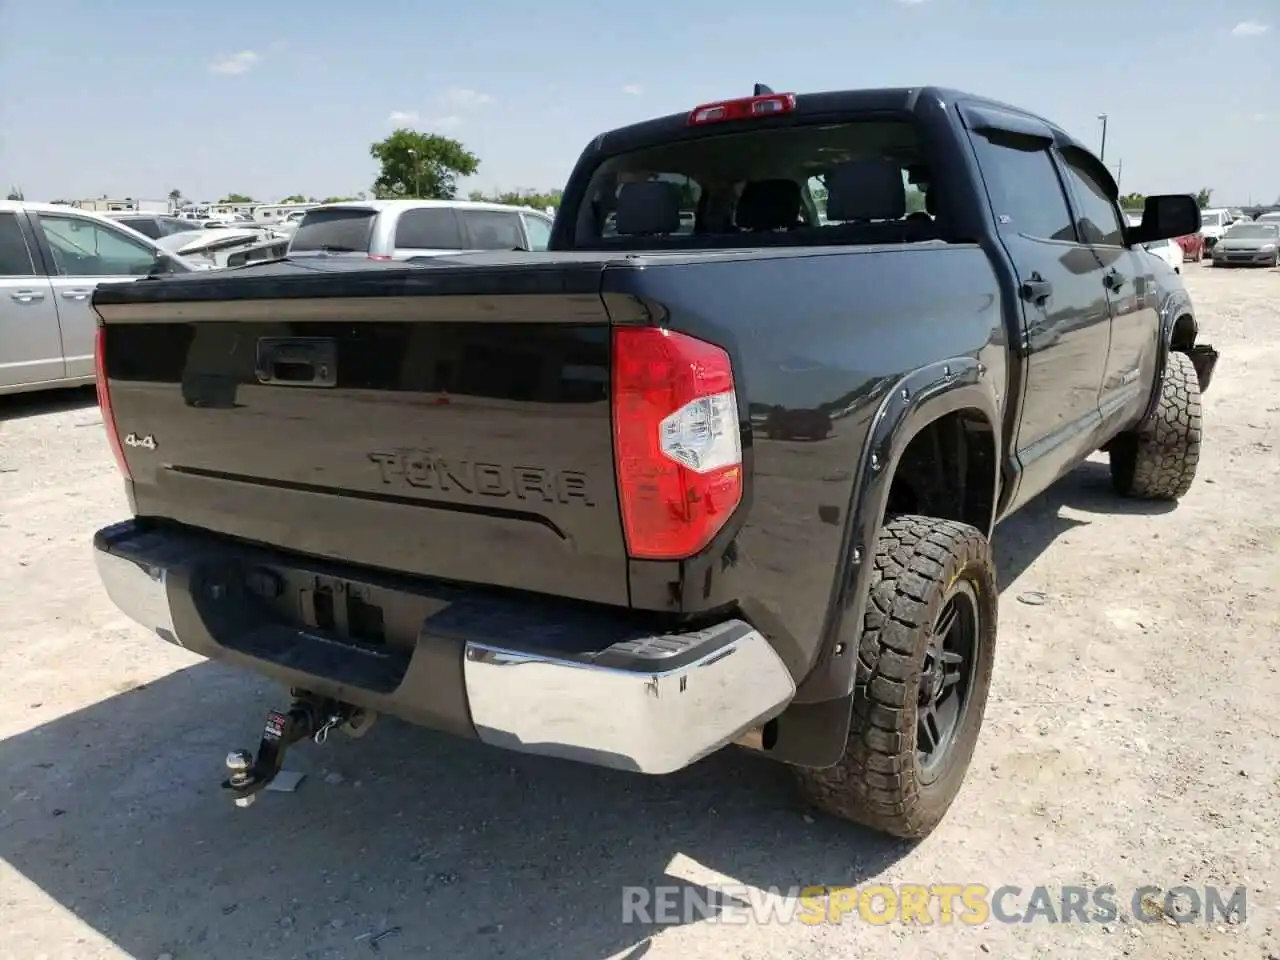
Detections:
[90, 85, 1217, 839]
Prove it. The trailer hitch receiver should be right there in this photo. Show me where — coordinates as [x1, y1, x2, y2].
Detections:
[222, 691, 358, 807]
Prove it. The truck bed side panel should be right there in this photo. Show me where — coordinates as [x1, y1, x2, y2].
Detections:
[602, 244, 1009, 691]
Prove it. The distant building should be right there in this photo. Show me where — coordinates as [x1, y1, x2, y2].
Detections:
[74, 197, 173, 214]
[209, 201, 256, 218]
[252, 201, 319, 223]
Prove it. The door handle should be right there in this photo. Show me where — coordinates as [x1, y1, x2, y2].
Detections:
[1019, 276, 1053, 305]
[9, 289, 46, 304]
[61, 289, 92, 301]
[1103, 270, 1125, 291]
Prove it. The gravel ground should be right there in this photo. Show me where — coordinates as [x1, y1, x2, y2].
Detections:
[1, 262, 1277, 960]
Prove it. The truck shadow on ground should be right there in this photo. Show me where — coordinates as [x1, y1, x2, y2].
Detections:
[0, 459, 1185, 960]
[0, 385, 97, 423]
[994, 456, 1177, 591]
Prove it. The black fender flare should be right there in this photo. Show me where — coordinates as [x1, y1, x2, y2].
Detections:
[1138, 286, 1197, 426]
[768, 357, 1001, 767]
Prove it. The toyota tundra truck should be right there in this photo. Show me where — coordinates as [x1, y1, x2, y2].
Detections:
[90, 85, 1219, 838]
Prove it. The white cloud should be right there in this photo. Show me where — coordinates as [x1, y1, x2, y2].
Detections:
[1231, 20, 1268, 36]
[622, 84, 644, 96]
[441, 88, 493, 108]
[388, 110, 420, 124]
[209, 50, 260, 75]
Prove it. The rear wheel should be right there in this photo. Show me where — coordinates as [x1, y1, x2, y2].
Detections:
[1109, 351, 1202, 500]
[794, 515, 997, 839]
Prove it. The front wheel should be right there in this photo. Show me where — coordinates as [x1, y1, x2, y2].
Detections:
[794, 515, 997, 839]
[1109, 351, 1202, 500]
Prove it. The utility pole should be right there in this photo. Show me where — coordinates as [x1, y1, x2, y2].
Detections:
[1097, 113, 1108, 162]
[407, 148, 422, 198]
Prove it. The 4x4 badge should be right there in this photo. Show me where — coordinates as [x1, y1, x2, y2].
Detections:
[124, 433, 157, 451]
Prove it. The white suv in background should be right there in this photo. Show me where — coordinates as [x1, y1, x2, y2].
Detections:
[1199, 208, 1230, 255]
[286, 199, 555, 261]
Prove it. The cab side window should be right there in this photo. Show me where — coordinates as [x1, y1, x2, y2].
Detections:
[1059, 153, 1125, 247]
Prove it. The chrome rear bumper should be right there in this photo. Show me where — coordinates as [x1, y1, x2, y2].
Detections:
[94, 525, 796, 775]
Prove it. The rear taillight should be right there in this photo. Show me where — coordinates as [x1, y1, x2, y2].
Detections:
[95, 325, 131, 480]
[611, 327, 743, 560]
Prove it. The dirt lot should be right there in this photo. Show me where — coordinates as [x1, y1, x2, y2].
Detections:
[1, 263, 1277, 960]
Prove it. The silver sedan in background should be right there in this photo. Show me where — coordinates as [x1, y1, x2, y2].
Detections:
[1210, 222, 1280, 268]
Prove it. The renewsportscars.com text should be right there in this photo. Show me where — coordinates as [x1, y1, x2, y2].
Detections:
[621, 883, 1248, 926]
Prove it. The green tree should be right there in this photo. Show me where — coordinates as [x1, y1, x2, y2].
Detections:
[168, 188, 182, 201]
[1119, 192, 1147, 211]
[280, 194, 308, 203]
[371, 129, 479, 200]
[1195, 188, 1213, 209]
[6, 186, 24, 201]
[321, 195, 361, 203]
[220, 192, 255, 203]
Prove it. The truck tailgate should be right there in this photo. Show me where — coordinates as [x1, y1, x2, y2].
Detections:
[93, 259, 630, 606]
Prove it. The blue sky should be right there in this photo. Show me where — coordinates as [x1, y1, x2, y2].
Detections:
[1, 0, 1275, 206]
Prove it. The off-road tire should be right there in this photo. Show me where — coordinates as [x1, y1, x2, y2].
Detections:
[1109, 350, 1202, 500]
[794, 515, 997, 839]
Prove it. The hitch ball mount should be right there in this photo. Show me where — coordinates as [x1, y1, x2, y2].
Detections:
[221, 689, 375, 807]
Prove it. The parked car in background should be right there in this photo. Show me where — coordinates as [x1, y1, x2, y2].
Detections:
[269, 209, 309, 240]
[1174, 232, 1205, 262]
[1199, 208, 1230, 254]
[107, 212, 285, 268]
[1256, 211, 1280, 226]
[286, 199, 555, 261]
[1141, 236, 1184, 273]
[1127, 212, 1199, 268]
[107, 212, 211, 242]
[0, 201, 199, 395]
[1209, 221, 1280, 267]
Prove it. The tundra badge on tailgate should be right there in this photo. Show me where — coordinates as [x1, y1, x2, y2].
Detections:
[368, 448, 594, 506]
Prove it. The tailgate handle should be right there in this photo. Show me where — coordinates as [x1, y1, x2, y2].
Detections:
[255, 338, 337, 387]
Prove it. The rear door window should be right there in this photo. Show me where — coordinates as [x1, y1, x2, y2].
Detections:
[37, 216, 158, 277]
[459, 210, 524, 250]
[0, 213, 36, 276]
[394, 208, 464, 249]
[290, 208, 378, 252]
[968, 130, 1076, 242]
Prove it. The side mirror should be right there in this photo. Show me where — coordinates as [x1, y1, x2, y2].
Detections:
[1126, 195, 1201, 246]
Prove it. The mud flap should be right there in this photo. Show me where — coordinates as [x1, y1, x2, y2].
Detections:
[1187, 344, 1219, 394]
